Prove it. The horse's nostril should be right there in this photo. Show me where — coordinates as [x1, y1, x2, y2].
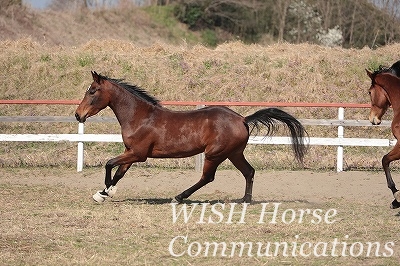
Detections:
[75, 113, 80, 122]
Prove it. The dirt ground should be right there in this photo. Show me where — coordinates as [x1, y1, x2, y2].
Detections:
[1, 167, 394, 206]
[3, 167, 400, 266]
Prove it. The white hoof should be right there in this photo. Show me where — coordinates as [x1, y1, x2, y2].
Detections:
[394, 191, 400, 202]
[105, 186, 117, 197]
[93, 191, 107, 203]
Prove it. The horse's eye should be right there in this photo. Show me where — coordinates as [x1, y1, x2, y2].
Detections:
[88, 88, 97, 95]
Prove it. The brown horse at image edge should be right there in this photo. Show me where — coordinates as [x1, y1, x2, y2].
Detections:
[367, 63, 400, 209]
[75, 71, 307, 203]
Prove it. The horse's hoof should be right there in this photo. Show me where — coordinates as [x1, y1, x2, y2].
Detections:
[241, 196, 252, 204]
[390, 199, 400, 209]
[93, 191, 107, 203]
[106, 186, 117, 197]
[237, 197, 245, 203]
[172, 196, 183, 204]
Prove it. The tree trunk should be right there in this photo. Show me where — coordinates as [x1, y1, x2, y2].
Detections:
[276, 0, 291, 42]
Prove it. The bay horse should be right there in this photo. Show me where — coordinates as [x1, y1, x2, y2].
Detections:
[366, 62, 400, 209]
[75, 71, 307, 203]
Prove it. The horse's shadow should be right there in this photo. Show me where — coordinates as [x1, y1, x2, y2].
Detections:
[111, 198, 228, 205]
[110, 198, 310, 205]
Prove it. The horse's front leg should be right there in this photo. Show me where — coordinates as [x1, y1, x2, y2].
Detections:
[93, 150, 143, 203]
[382, 144, 400, 209]
[99, 163, 132, 197]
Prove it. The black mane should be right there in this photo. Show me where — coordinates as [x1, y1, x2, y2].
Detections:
[372, 60, 400, 77]
[390, 60, 400, 77]
[373, 65, 392, 76]
[98, 73, 161, 106]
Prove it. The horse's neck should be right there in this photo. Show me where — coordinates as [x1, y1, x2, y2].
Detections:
[108, 88, 152, 126]
[383, 78, 400, 115]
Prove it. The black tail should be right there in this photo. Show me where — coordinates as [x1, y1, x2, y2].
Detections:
[245, 108, 307, 164]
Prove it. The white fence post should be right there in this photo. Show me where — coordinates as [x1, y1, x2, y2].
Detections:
[77, 123, 84, 172]
[337, 107, 344, 172]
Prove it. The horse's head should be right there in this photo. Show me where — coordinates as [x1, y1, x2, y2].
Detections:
[366, 69, 391, 125]
[75, 71, 111, 123]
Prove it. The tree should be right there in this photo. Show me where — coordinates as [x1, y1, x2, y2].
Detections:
[272, 0, 291, 42]
[1, 0, 22, 9]
[175, 0, 274, 43]
[285, 0, 323, 43]
[174, 0, 400, 47]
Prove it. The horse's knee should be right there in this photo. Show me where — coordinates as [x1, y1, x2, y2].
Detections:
[105, 159, 114, 170]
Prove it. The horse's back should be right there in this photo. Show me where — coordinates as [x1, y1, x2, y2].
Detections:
[193, 106, 249, 145]
[194, 106, 245, 127]
[197, 105, 243, 117]
[168, 105, 249, 143]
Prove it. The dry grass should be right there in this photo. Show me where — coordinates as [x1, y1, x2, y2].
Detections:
[1, 39, 400, 169]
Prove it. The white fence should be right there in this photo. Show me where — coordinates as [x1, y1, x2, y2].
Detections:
[0, 107, 394, 172]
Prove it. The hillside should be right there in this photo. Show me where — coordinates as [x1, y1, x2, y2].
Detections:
[0, 4, 201, 47]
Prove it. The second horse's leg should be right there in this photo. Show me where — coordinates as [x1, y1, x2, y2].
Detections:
[382, 144, 400, 209]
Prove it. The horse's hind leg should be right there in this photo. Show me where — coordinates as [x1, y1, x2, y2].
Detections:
[229, 152, 255, 203]
[382, 144, 400, 209]
[174, 159, 221, 203]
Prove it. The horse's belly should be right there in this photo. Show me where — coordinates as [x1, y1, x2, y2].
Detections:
[149, 147, 204, 158]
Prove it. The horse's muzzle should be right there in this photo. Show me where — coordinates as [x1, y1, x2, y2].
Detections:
[369, 111, 382, 125]
[370, 116, 381, 125]
[75, 112, 86, 123]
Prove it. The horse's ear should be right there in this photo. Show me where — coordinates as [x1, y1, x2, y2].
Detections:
[366, 69, 373, 79]
[91, 71, 101, 83]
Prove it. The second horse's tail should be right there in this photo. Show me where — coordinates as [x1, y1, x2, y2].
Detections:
[244, 108, 307, 164]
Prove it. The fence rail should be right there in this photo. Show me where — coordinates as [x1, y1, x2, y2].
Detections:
[0, 100, 393, 172]
[0, 116, 392, 126]
[0, 99, 371, 108]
